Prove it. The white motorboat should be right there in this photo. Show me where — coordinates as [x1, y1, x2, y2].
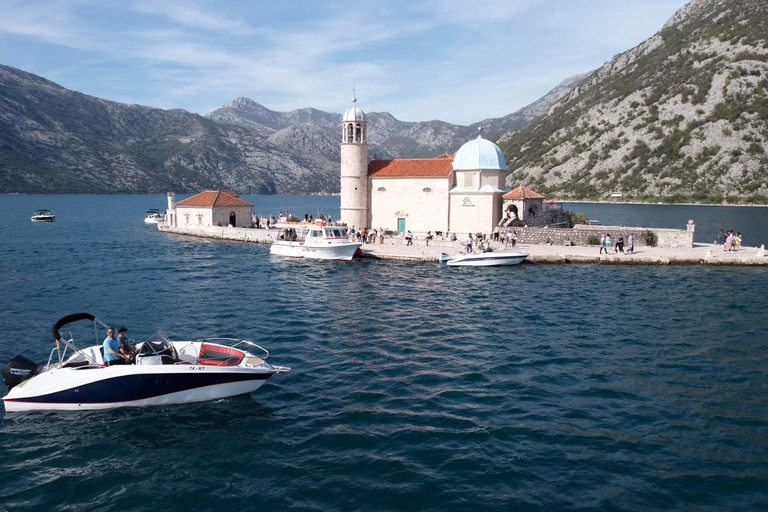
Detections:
[31, 210, 56, 222]
[144, 209, 164, 224]
[270, 221, 361, 261]
[1, 313, 290, 412]
[439, 250, 528, 267]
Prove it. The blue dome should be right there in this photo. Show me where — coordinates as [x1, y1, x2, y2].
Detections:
[452, 136, 508, 171]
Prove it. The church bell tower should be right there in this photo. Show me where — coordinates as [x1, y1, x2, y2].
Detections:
[339, 88, 369, 230]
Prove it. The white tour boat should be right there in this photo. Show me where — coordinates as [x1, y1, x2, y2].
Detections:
[2, 313, 290, 412]
[270, 221, 361, 261]
[31, 210, 56, 222]
[439, 250, 529, 267]
[144, 209, 164, 224]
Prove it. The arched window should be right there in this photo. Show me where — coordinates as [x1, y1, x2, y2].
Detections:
[355, 124, 361, 142]
[347, 124, 353, 142]
[422, 187, 432, 193]
[462, 197, 473, 206]
[377, 187, 386, 192]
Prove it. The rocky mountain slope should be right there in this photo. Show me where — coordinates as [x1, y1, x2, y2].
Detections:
[0, 63, 583, 194]
[0, 65, 340, 194]
[499, 0, 768, 203]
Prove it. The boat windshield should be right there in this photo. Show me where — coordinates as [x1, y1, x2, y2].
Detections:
[138, 330, 175, 357]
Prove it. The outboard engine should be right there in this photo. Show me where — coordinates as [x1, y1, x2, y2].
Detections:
[2, 355, 39, 391]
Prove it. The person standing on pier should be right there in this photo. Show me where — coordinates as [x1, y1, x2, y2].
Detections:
[599, 234, 607, 254]
[466, 234, 473, 253]
[627, 234, 634, 253]
[405, 231, 413, 246]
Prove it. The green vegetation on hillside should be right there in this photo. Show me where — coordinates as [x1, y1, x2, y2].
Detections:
[500, 0, 768, 204]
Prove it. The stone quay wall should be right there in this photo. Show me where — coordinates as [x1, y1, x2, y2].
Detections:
[159, 224, 275, 243]
[501, 223, 695, 249]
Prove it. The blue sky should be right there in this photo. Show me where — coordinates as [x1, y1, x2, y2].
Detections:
[0, 0, 689, 125]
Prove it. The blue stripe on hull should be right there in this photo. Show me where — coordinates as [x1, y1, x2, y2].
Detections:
[5, 372, 272, 404]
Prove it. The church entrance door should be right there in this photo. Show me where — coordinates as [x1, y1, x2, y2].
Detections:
[229, 211, 237, 226]
[397, 218, 405, 234]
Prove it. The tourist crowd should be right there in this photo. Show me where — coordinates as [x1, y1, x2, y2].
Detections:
[716, 229, 742, 251]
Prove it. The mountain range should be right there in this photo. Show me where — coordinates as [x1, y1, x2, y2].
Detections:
[0, 62, 582, 194]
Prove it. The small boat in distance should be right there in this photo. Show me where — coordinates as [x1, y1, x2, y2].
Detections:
[270, 220, 361, 261]
[1, 312, 290, 412]
[144, 209, 164, 224]
[31, 210, 56, 222]
[439, 250, 528, 267]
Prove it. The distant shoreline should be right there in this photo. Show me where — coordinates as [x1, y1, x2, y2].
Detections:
[562, 200, 768, 208]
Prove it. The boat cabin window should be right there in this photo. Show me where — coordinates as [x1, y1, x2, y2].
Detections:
[332, 229, 342, 238]
[310, 230, 322, 237]
[340, 229, 348, 238]
[324, 229, 335, 238]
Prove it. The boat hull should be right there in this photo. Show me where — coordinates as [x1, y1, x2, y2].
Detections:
[445, 252, 528, 267]
[2, 365, 274, 412]
[31, 216, 55, 222]
[270, 241, 361, 261]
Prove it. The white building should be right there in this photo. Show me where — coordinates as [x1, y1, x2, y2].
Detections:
[339, 102, 509, 235]
[166, 190, 253, 228]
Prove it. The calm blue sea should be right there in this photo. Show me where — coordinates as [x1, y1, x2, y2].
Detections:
[1, 195, 767, 512]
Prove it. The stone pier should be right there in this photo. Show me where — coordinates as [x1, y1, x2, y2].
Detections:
[157, 224, 767, 266]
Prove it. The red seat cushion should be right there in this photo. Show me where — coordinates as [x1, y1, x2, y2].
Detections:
[198, 343, 245, 366]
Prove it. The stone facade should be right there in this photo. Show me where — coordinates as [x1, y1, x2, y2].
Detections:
[370, 176, 450, 233]
[175, 205, 253, 228]
[500, 222, 695, 249]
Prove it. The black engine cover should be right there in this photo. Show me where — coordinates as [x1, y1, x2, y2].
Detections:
[2, 355, 39, 391]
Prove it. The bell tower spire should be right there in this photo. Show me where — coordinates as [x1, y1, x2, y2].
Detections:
[339, 90, 369, 229]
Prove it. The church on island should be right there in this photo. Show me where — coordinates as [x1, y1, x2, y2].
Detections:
[339, 101, 566, 235]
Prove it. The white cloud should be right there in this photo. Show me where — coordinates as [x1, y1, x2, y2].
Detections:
[133, 0, 251, 35]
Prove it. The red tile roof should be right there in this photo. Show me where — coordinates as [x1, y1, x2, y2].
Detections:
[502, 186, 547, 200]
[368, 154, 454, 178]
[175, 190, 253, 208]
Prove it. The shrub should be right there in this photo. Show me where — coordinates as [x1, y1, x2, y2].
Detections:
[643, 230, 658, 247]
[571, 212, 590, 226]
[287, 215, 300, 222]
[588, 237, 600, 246]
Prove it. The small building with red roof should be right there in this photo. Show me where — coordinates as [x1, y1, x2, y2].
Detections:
[166, 190, 253, 228]
[501, 186, 547, 224]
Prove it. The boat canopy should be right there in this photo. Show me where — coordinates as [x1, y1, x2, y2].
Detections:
[52, 312, 109, 340]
